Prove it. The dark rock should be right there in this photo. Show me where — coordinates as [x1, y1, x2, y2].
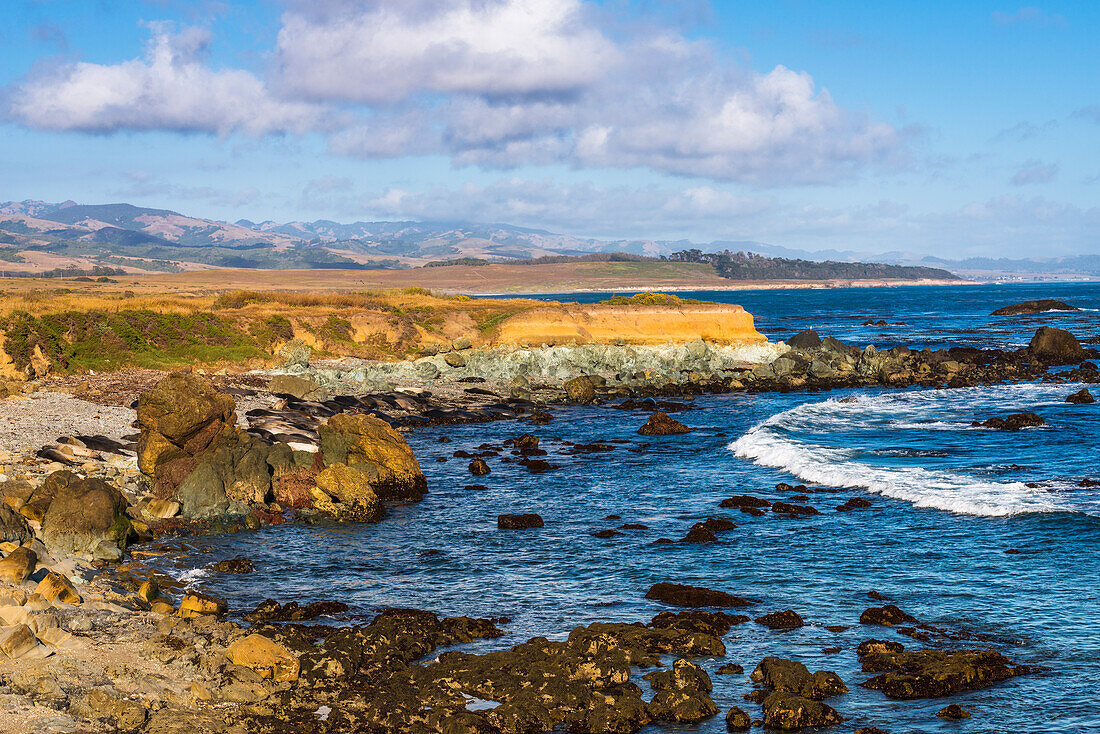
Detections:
[464, 484, 488, 491]
[825, 625, 850, 633]
[860, 649, 1030, 699]
[604, 514, 622, 520]
[645, 582, 751, 608]
[716, 663, 745, 675]
[973, 412, 1045, 430]
[837, 497, 872, 511]
[592, 529, 621, 539]
[860, 604, 918, 626]
[210, 556, 254, 574]
[761, 692, 844, 729]
[646, 659, 719, 723]
[772, 502, 820, 516]
[39, 471, 131, 557]
[823, 646, 842, 654]
[468, 458, 491, 476]
[857, 639, 905, 659]
[520, 458, 559, 473]
[498, 513, 544, 530]
[650, 610, 750, 636]
[725, 705, 751, 731]
[937, 703, 971, 720]
[1066, 388, 1095, 404]
[563, 375, 597, 404]
[738, 506, 766, 517]
[867, 590, 890, 601]
[788, 330, 822, 350]
[619, 523, 648, 530]
[0, 503, 33, 545]
[719, 495, 770, 509]
[992, 299, 1078, 316]
[244, 599, 349, 622]
[754, 610, 804, 630]
[750, 656, 847, 699]
[638, 412, 691, 435]
[1029, 326, 1086, 364]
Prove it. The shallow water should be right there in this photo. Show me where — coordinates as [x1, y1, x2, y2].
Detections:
[159, 283, 1100, 733]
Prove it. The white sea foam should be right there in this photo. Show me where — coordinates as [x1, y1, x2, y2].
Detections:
[176, 568, 211, 585]
[729, 385, 1082, 517]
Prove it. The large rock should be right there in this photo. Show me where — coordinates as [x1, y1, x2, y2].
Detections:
[563, 375, 597, 404]
[269, 373, 330, 401]
[0, 504, 32, 545]
[1028, 326, 1086, 364]
[992, 300, 1078, 316]
[859, 648, 1031, 699]
[750, 657, 847, 699]
[788, 330, 822, 350]
[0, 546, 36, 584]
[39, 471, 131, 557]
[311, 465, 385, 523]
[761, 692, 844, 729]
[638, 412, 691, 436]
[319, 414, 426, 501]
[226, 634, 301, 682]
[645, 582, 751, 608]
[276, 339, 311, 368]
[136, 373, 275, 517]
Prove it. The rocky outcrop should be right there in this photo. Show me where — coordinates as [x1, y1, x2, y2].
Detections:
[1067, 388, 1095, 404]
[992, 300, 1078, 315]
[973, 412, 1045, 430]
[318, 414, 427, 501]
[645, 583, 751, 608]
[137, 372, 274, 518]
[310, 465, 384, 523]
[750, 657, 847, 699]
[761, 693, 844, 729]
[859, 648, 1031, 699]
[498, 513, 544, 529]
[492, 302, 766, 347]
[39, 471, 132, 559]
[638, 412, 691, 435]
[226, 634, 300, 682]
[1029, 326, 1086, 364]
[0, 503, 33, 544]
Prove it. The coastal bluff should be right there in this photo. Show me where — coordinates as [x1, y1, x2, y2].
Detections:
[492, 301, 766, 347]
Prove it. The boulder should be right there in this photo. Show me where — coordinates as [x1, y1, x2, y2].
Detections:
[992, 300, 1078, 316]
[645, 582, 751, 608]
[276, 339, 311, 368]
[0, 624, 39, 659]
[444, 351, 466, 368]
[761, 692, 844, 729]
[137, 373, 274, 517]
[0, 546, 36, 584]
[860, 604, 918, 626]
[311, 465, 384, 523]
[787, 330, 822, 350]
[178, 591, 228, 618]
[563, 375, 597, 404]
[35, 571, 81, 604]
[469, 458, 490, 476]
[70, 689, 148, 731]
[143, 498, 180, 519]
[39, 472, 131, 557]
[319, 414, 427, 501]
[498, 513, 544, 529]
[638, 412, 691, 435]
[755, 610, 804, 630]
[750, 657, 846, 699]
[646, 658, 719, 723]
[268, 373, 330, 401]
[226, 634, 301, 682]
[937, 703, 971, 719]
[1029, 326, 1086, 364]
[210, 556, 255, 574]
[0, 504, 32, 545]
[860, 649, 1030, 699]
[973, 412, 1044, 431]
[725, 706, 751, 731]
[1067, 388, 1095, 404]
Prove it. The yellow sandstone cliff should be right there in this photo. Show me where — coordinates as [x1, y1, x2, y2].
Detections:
[492, 302, 765, 347]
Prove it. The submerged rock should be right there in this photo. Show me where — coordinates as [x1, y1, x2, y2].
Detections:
[750, 657, 846, 699]
[973, 412, 1045, 430]
[860, 604, 919, 626]
[860, 648, 1031, 699]
[1066, 388, 1095, 404]
[645, 582, 751, 608]
[754, 610, 805, 630]
[937, 703, 972, 719]
[498, 513, 544, 529]
[992, 300, 1078, 316]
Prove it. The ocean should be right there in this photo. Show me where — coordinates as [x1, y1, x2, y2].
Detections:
[158, 282, 1100, 733]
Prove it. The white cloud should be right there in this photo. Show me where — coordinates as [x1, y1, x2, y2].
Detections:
[9, 22, 320, 135]
[278, 0, 901, 183]
[275, 0, 620, 103]
[991, 7, 1066, 26]
[1011, 160, 1058, 185]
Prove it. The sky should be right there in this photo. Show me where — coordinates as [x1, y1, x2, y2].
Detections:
[0, 0, 1098, 259]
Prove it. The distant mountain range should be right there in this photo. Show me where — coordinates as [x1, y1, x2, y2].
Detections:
[0, 198, 1090, 279]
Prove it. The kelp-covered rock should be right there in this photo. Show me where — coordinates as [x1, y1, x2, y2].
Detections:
[39, 471, 131, 557]
[750, 657, 847, 700]
[859, 648, 1031, 699]
[761, 692, 845, 729]
[319, 413, 427, 501]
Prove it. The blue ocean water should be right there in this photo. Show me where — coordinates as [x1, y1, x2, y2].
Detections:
[162, 283, 1100, 733]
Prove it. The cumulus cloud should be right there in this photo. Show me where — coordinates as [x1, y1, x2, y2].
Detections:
[9, 22, 320, 135]
[277, 0, 901, 183]
[1011, 160, 1058, 185]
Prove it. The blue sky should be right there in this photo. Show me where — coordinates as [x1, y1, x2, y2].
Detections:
[1, 0, 1097, 258]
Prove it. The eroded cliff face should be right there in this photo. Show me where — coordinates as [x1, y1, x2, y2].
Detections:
[491, 304, 765, 347]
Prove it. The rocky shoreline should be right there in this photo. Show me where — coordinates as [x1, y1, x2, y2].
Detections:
[0, 323, 1093, 732]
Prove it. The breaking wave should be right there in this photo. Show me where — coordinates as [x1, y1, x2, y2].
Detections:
[729, 385, 1087, 517]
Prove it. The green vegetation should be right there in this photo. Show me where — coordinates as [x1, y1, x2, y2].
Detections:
[474, 309, 518, 332]
[1, 309, 270, 372]
[666, 249, 957, 281]
[426, 257, 490, 267]
[600, 292, 700, 306]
